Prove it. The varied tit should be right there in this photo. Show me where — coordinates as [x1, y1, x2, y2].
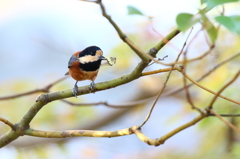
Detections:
[65, 46, 106, 97]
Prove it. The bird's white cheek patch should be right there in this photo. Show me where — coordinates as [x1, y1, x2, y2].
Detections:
[79, 55, 98, 64]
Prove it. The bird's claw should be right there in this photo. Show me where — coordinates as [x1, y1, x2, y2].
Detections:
[72, 84, 78, 98]
[89, 82, 95, 93]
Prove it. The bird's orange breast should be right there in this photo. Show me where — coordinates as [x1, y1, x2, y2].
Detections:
[68, 60, 99, 81]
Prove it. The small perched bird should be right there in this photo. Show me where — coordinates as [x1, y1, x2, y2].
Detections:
[65, 46, 106, 97]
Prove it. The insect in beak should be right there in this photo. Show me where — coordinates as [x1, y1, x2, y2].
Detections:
[99, 55, 106, 60]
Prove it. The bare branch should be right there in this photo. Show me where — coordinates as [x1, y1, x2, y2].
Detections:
[165, 51, 240, 96]
[139, 28, 194, 128]
[182, 50, 203, 113]
[209, 113, 240, 117]
[79, 0, 98, 3]
[0, 117, 14, 129]
[97, 0, 149, 61]
[210, 110, 240, 133]
[135, 114, 206, 146]
[61, 99, 146, 108]
[0, 76, 68, 100]
[23, 127, 135, 138]
[141, 66, 179, 77]
[149, 20, 180, 52]
[208, 70, 240, 109]
[178, 69, 240, 105]
[147, 55, 168, 67]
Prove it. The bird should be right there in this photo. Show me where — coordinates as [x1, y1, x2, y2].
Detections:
[65, 46, 106, 97]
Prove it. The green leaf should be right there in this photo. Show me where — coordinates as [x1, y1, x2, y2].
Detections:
[127, 6, 144, 16]
[215, 15, 240, 35]
[201, 0, 208, 4]
[176, 13, 200, 32]
[201, 12, 218, 43]
[206, 22, 218, 43]
[205, 0, 239, 9]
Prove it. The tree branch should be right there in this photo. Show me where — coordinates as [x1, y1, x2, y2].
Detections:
[61, 99, 145, 108]
[0, 117, 15, 129]
[141, 66, 179, 76]
[208, 70, 240, 109]
[0, 76, 68, 100]
[96, 0, 181, 64]
[177, 69, 240, 105]
[164, 51, 240, 96]
[182, 50, 203, 113]
[97, 0, 149, 61]
[209, 113, 240, 117]
[135, 114, 206, 146]
[23, 127, 135, 138]
[139, 28, 193, 128]
[210, 110, 240, 133]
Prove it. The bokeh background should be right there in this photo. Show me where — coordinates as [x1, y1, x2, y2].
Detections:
[0, 0, 240, 158]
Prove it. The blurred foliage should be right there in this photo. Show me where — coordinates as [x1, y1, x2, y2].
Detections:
[215, 15, 240, 35]
[127, 6, 144, 16]
[176, 13, 201, 32]
[201, 0, 240, 9]
[200, 10, 218, 43]
[177, 0, 240, 42]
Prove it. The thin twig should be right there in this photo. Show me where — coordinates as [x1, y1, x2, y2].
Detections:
[185, 28, 203, 51]
[61, 99, 147, 108]
[147, 55, 168, 67]
[149, 19, 180, 52]
[139, 28, 194, 128]
[0, 117, 15, 129]
[0, 90, 42, 100]
[166, 44, 214, 66]
[210, 109, 240, 133]
[182, 49, 203, 113]
[144, 40, 214, 66]
[79, 0, 98, 3]
[208, 70, 240, 109]
[209, 113, 240, 117]
[0, 76, 68, 100]
[165, 51, 240, 96]
[179, 70, 240, 105]
[141, 66, 179, 76]
[181, 27, 215, 113]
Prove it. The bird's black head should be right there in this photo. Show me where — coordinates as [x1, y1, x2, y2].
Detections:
[78, 46, 106, 72]
[79, 46, 101, 57]
[78, 46, 105, 63]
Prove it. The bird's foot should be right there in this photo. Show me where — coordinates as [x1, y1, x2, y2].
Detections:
[89, 82, 95, 93]
[72, 84, 78, 98]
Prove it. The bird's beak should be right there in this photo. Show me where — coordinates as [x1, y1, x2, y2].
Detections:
[99, 55, 106, 60]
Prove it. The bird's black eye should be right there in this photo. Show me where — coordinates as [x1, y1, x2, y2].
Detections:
[90, 52, 95, 56]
